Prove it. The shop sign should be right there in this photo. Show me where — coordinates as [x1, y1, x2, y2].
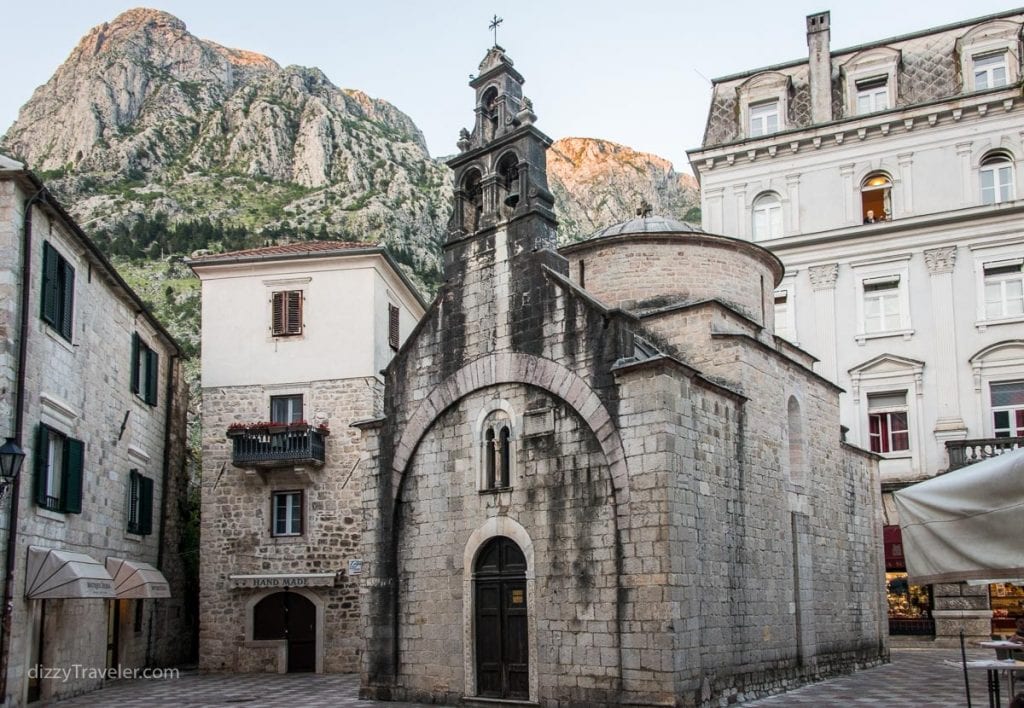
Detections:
[348, 559, 364, 576]
[229, 573, 336, 589]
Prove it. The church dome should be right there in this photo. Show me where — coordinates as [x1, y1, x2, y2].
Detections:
[587, 215, 704, 239]
[559, 213, 784, 327]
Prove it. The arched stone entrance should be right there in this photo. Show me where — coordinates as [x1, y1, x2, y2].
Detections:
[252, 591, 317, 672]
[474, 536, 528, 699]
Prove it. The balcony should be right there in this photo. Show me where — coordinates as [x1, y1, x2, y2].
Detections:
[227, 424, 328, 470]
[945, 437, 1024, 471]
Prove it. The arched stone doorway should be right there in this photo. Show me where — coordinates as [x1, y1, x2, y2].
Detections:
[474, 536, 528, 699]
[252, 591, 317, 672]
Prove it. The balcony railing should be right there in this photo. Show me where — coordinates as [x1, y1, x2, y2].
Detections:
[946, 437, 1024, 471]
[228, 425, 327, 469]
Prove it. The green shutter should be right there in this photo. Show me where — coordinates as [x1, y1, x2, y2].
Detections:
[62, 438, 84, 514]
[139, 476, 154, 535]
[40, 242, 58, 325]
[60, 260, 75, 340]
[130, 333, 140, 394]
[146, 349, 159, 406]
[34, 424, 49, 507]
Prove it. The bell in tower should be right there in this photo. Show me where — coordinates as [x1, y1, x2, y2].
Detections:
[445, 42, 557, 273]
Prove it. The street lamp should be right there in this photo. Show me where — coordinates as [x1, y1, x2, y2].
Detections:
[0, 439, 24, 500]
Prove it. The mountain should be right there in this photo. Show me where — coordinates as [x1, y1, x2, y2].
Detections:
[1, 9, 700, 306]
[549, 137, 699, 240]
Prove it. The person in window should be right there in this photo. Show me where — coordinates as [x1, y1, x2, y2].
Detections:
[864, 210, 877, 224]
[1011, 616, 1024, 644]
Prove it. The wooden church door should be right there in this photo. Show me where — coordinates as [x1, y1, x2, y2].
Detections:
[475, 536, 528, 699]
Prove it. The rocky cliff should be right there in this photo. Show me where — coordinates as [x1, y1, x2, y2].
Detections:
[2, 8, 699, 293]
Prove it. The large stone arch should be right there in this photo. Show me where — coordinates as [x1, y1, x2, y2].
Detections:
[391, 352, 630, 517]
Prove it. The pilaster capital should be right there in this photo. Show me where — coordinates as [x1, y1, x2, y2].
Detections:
[809, 263, 839, 290]
[924, 246, 957, 275]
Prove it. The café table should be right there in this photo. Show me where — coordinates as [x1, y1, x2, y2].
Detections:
[960, 658, 1024, 708]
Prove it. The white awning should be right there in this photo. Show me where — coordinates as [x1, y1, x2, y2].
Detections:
[894, 449, 1024, 586]
[26, 547, 116, 599]
[105, 558, 171, 599]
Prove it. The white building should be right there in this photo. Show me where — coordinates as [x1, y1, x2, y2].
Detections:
[0, 155, 190, 705]
[189, 241, 425, 674]
[688, 9, 1024, 644]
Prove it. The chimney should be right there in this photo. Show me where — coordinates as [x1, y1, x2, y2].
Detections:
[806, 11, 832, 124]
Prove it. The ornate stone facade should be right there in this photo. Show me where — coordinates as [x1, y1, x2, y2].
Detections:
[358, 49, 886, 707]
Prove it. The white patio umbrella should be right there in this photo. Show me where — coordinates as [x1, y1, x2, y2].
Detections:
[893, 448, 1024, 586]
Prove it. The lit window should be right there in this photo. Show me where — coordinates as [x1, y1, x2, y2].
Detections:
[863, 276, 901, 333]
[272, 490, 303, 536]
[981, 153, 1014, 205]
[984, 260, 1024, 319]
[868, 392, 909, 453]
[749, 101, 779, 137]
[856, 76, 889, 114]
[752, 193, 783, 240]
[991, 381, 1024, 437]
[974, 52, 1008, 90]
[861, 173, 892, 223]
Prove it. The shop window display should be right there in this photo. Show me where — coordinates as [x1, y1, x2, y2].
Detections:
[886, 572, 934, 635]
[990, 582, 1024, 637]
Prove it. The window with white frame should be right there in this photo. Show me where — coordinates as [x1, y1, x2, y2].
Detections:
[749, 101, 779, 138]
[990, 381, 1024, 437]
[774, 291, 792, 341]
[984, 260, 1024, 319]
[271, 490, 303, 536]
[867, 392, 910, 453]
[973, 51, 1009, 90]
[980, 152, 1015, 205]
[856, 76, 889, 114]
[863, 276, 902, 333]
[752, 192, 783, 240]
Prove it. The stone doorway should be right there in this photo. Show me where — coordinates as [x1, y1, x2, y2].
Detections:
[252, 591, 316, 672]
[474, 536, 528, 699]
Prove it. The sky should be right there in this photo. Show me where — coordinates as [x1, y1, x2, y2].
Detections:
[1, 1, 1018, 173]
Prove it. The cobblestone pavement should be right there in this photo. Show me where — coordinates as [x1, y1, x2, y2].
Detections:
[51, 648, 1005, 707]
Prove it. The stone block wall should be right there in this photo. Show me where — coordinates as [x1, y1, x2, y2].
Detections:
[199, 376, 380, 674]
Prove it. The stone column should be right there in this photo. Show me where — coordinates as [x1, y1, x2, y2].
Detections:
[924, 247, 968, 463]
[809, 263, 840, 384]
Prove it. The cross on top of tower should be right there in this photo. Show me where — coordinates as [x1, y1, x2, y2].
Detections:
[489, 15, 503, 47]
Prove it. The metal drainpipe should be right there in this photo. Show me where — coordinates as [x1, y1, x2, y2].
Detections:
[0, 188, 46, 702]
[146, 352, 179, 668]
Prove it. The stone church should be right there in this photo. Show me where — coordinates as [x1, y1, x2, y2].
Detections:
[356, 47, 888, 706]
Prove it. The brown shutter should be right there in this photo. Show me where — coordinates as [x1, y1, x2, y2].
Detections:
[286, 291, 303, 335]
[271, 291, 285, 335]
[388, 304, 400, 351]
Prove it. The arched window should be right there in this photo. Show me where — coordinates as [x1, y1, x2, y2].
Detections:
[861, 173, 892, 223]
[787, 396, 805, 484]
[496, 152, 520, 216]
[480, 409, 514, 491]
[481, 87, 499, 142]
[462, 170, 483, 233]
[752, 192, 783, 240]
[981, 152, 1015, 205]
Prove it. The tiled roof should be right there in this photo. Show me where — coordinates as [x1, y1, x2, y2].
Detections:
[188, 240, 373, 262]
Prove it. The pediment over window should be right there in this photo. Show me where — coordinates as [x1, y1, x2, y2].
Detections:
[737, 71, 792, 95]
[969, 339, 1024, 365]
[840, 47, 902, 75]
[849, 353, 924, 377]
[955, 20, 1022, 93]
[955, 19, 1022, 52]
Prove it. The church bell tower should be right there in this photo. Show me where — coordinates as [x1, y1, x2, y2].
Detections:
[444, 45, 558, 280]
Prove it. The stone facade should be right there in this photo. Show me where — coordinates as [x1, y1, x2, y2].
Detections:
[0, 159, 190, 705]
[358, 48, 887, 707]
[687, 9, 1024, 645]
[191, 243, 424, 675]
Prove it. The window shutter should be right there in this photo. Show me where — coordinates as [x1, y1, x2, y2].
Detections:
[140, 475, 154, 535]
[62, 437, 84, 514]
[60, 260, 75, 340]
[389, 304, 400, 350]
[286, 291, 302, 335]
[271, 291, 285, 335]
[128, 470, 140, 531]
[41, 242, 58, 325]
[146, 349, 159, 406]
[130, 333, 141, 394]
[34, 424, 49, 507]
